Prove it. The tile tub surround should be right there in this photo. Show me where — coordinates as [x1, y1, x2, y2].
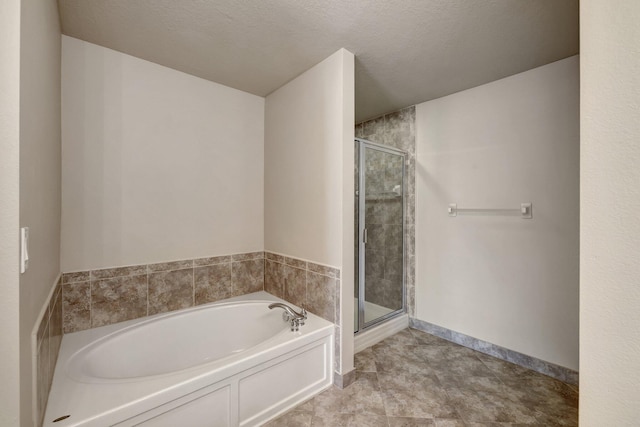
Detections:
[266, 328, 578, 427]
[62, 252, 265, 333]
[34, 276, 63, 425]
[61, 251, 354, 387]
[263, 251, 350, 384]
[410, 317, 579, 386]
[356, 106, 416, 317]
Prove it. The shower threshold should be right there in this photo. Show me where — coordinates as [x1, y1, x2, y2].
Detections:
[353, 297, 395, 331]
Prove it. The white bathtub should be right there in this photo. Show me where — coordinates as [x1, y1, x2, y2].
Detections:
[44, 292, 334, 427]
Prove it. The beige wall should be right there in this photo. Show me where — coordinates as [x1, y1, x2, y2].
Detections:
[265, 49, 350, 268]
[339, 51, 356, 376]
[416, 56, 580, 370]
[61, 36, 265, 272]
[0, 1, 21, 425]
[264, 49, 355, 374]
[580, 1, 640, 425]
[19, 0, 62, 425]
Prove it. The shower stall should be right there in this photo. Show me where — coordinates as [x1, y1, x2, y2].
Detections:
[355, 138, 406, 333]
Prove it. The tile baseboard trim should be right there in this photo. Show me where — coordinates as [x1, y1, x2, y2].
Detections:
[409, 317, 579, 385]
[354, 313, 409, 353]
[333, 368, 356, 389]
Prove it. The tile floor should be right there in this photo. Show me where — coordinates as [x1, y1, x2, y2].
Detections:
[266, 328, 578, 426]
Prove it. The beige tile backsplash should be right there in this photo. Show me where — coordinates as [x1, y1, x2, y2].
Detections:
[91, 274, 148, 327]
[264, 253, 341, 324]
[148, 268, 194, 315]
[61, 251, 340, 334]
[62, 252, 264, 333]
[263, 252, 342, 374]
[35, 276, 63, 425]
[194, 263, 233, 304]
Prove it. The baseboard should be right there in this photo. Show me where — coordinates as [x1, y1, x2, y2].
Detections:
[354, 313, 409, 353]
[409, 317, 579, 385]
[333, 369, 356, 389]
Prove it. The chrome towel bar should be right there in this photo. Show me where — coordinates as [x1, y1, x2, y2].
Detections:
[448, 202, 532, 219]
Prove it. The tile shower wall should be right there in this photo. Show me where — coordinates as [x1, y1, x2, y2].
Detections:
[263, 252, 342, 371]
[356, 106, 416, 316]
[62, 252, 265, 333]
[35, 277, 63, 425]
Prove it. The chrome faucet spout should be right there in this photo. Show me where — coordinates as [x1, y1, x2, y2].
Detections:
[268, 302, 308, 331]
[268, 303, 297, 318]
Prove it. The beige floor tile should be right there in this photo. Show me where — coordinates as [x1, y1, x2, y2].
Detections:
[311, 413, 389, 427]
[265, 410, 312, 427]
[270, 328, 578, 427]
[388, 416, 436, 426]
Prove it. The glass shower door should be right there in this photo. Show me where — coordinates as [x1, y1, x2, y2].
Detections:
[356, 140, 405, 332]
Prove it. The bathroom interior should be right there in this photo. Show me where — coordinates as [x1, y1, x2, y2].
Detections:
[2, 0, 639, 426]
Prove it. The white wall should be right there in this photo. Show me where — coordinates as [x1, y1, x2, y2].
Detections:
[19, 0, 62, 425]
[416, 57, 579, 370]
[61, 36, 265, 271]
[580, 1, 640, 424]
[0, 1, 21, 425]
[264, 49, 355, 374]
[339, 52, 356, 376]
[265, 50, 351, 268]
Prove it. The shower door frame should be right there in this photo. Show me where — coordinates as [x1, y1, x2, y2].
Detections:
[356, 138, 407, 333]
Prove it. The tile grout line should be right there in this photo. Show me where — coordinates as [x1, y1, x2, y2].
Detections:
[192, 261, 195, 306]
[230, 261, 235, 297]
[89, 279, 93, 329]
[146, 269, 149, 317]
[61, 283, 66, 335]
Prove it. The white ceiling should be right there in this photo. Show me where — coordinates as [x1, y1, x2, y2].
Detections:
[58, 0, 579, 123]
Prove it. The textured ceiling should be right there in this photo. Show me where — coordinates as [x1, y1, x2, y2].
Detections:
[58, 0, 579, 123]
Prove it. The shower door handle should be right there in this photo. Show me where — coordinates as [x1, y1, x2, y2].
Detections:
[363, 228, 368, 244]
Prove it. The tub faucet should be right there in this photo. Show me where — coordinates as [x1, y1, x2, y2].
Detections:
[268, 303, 307, 332]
